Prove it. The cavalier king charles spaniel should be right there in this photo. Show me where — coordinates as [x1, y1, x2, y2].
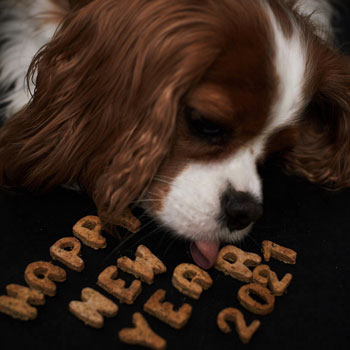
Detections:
[0, 0, 349, 269]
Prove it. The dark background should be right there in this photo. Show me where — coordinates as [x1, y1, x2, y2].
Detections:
[1, 2, 350, 349]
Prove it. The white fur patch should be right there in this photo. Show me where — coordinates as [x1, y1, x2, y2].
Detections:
[154, 142, 264, 243]
[294, 0, 333, 40]
[264, 3, 306, 132]
[0, 0, 61, 119]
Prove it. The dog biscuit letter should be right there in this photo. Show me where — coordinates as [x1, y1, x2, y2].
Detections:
[261, 240, 297, 264]
[0, 284, 45, 321]
[268, 270, 293, 296]
[238, 283, 275, 315]
[217, 307, 260, 344]
[50, 237, 84, 272]
[252, 265, 293, 296]
[252, 265, 270, 287]
[144, 289, 192, 329]
[172, 263, 213, 299]
[73, 215, 106, 250]
[69, 287, 118, 328]
[97, 265, 142, 304]
[119, 312, 166, 350]
[114, 207, 141, 233]
[24, 261, 66, 296]
[215, 245, 262, 282]
[117, 245, 166, 284]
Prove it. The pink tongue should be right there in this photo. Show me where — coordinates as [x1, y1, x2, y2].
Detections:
[190, 240, 220, 270]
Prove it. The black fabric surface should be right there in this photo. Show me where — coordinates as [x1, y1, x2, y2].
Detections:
[1, 3, 350, 350]
[1, 160, 350, 350]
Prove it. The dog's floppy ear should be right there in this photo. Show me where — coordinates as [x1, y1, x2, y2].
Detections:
[0, 1, 179, 223]
[284, 49, 350, 189]
[0, 0, 219, 223]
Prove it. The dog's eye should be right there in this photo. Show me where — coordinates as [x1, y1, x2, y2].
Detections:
[185, 106, 227, 142]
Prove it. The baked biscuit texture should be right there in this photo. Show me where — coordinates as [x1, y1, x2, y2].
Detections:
[252, 265, 293, 296]
[117, 245, 166, 284]
[217, 307, 260, 344]
[97, 265, 142, 304]
[69, 287, 118, 328]
[119, 312, 167, 350]
[24, 261, 66, 297]
[172, 263, 213, 299]
[262, 240, 297, 264]
[114, 207, 141, 233]
[73, 216, 106, 250]
[50, 237, 84, 272]
[143, 289, 192, 329]
[0, 284, 45, 321]
[215, 245, 262, 282]
[237, 283, 275, 315]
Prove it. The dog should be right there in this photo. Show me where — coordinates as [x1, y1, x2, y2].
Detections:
[0, 0, 349, 269]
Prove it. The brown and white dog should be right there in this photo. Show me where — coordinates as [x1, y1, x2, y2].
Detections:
[0, 0, 349, 269]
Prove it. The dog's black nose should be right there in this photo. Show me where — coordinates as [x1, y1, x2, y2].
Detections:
[221, 189, 263, 231]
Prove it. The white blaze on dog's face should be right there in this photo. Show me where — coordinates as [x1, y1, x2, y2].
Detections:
[142, 4, 308, 269]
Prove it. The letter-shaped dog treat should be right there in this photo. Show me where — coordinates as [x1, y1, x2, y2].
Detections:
[237, 283, 275, 315]
[117, 245, 166, 284]
[119, 312, 166, 350]
[69, 288, 118, 328]
[97, 265, 142, 304]
[217, 307, 260, 344]
[0, 284, 45, 321]
[144, 289, 192, 329]
[261, 240, 297, 264]
[215, 245, 262, 282]
[50, 237, 84, 272]
[251, 265, 270, 287]
[252, 265, 293, 296]
[24, 261, 66, 296]
[172, 263, 213, 299]
[114, 207, 141, 233]
[73, 215, 106, 250]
